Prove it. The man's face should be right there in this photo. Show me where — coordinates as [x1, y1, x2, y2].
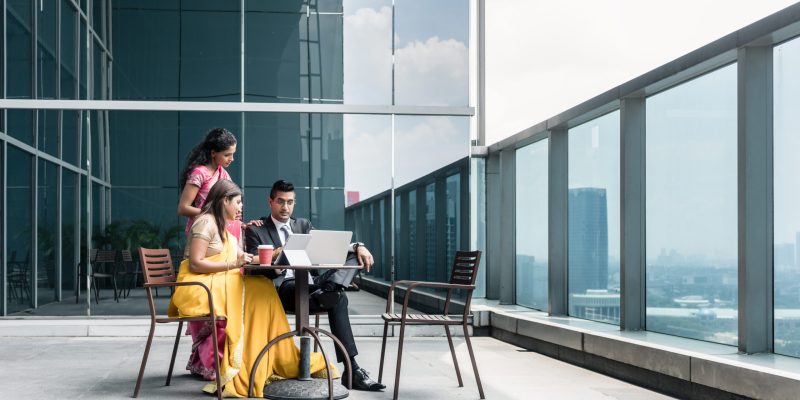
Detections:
[269, 190, 296, 223]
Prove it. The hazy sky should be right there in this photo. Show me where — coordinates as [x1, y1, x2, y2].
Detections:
[488, 0, 800, 261]
[485, 0, 799, 145]
[341, 1, 799, 254]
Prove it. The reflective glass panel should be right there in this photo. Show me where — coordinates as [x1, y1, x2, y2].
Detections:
[343, 115, 392, 201]
[424, 182, 436, 281]
[93, 0, 105, 41]
[111, 1, 240, 102]
[568, 111, 620, 324]
[62, 171, 78, 297]
[343, 0, 392, 105]
[62, 111, 80, 166]
[301, 12, 343, 103]
[179, 5, 241, 101]
[395, 0, 469, 106]
[8, 146, 33, 314]
[378, 199, 388, 280]
[408, 189, 418, 280]
[111, 1, 180, 100]
[516, 139, 549, 310]
[38, 2, 59, 157]
[645, 64, 738, 345]
[61, 0, 78, 100]
[38, 110, 59, 157]
[395, 194, 404, 279]
[37, 160, 59, 305]
[90, 111, 102, 178]
[7, 0, 34, 145]
[37, 1, 58, 100]
[80, 20, 87, 100]
[395, 116, 469, 187]
[774, 37, 800, 357]
[244, 2, 305, 102]
[93, 41, 106, 100]
[445, 173, 461, 278]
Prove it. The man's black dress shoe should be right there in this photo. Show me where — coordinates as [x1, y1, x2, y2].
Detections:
[343, 367, 385, 391]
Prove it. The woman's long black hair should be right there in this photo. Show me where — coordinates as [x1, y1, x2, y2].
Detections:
[179, 127, 237, 188]
[200, 180, 242, 243]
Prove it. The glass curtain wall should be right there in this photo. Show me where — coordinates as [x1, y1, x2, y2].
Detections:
[645, 64, 738, 345]
[774, 36, 800, 357]
[568, 111, 620, 325]
[343, 0, 472, 292]
[516, 139, 549, 310]
[1, 0, 472, 316]
[2, 0, 110, 315]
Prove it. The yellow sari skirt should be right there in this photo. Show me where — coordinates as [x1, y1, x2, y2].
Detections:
[168, 234, 331, 397]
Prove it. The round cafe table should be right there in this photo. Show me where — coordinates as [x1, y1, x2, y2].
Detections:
[246, 264, 362, 400]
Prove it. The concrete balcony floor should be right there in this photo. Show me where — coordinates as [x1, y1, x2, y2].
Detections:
[1, 289, 673, 399]
[2, 335, 673, 399]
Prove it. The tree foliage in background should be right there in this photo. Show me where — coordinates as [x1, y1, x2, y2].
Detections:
[94, 219, 185, 255]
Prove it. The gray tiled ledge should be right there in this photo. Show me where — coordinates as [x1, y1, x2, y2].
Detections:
[479, 301, 800, 400]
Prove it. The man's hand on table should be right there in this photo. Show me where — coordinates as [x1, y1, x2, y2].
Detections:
[356, 245, 374, 272]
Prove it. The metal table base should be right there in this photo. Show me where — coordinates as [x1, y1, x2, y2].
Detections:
[247, 264, 359, 399]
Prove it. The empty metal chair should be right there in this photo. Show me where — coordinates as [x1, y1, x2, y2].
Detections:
[378, 250, 484, 400]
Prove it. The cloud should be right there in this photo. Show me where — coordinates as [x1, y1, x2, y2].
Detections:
[395, 37, 468, 106]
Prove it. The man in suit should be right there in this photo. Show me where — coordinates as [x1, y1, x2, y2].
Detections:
[245, 179, 385, 392]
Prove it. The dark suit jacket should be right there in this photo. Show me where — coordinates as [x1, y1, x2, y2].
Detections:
[244, 216, 317, 279]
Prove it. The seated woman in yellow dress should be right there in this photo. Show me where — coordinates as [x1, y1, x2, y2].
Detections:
[168, 179, 333, 397]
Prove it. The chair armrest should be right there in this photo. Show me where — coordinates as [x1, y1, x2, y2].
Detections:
[385, 280, 430, 312]
[388, 280, 475, 315]
[143, 281, 219, 320]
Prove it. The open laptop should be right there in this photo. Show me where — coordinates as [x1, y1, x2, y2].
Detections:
[283, 230, 352, 266]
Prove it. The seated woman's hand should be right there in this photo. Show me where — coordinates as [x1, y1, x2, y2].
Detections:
[236, 251, 253, 267]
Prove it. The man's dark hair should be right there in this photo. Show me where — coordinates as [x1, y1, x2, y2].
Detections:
[270, 180, 295, 199]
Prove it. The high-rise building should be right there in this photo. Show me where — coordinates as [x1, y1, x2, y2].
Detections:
[568, 187, 609, 295]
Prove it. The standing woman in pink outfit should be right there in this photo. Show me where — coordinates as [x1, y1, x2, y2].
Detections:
[177, 127, 255, 379]
[178, 127, 238, 238]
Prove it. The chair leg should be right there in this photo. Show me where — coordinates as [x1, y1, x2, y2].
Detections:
[112, 275, 119, 302]
[378, 320, 389, 383]
[133, 322, 156, 397]
[444, 325, 463, 387]
[92, 277, 100, 304]
[313, 314, 320, 352]
[166, 321, 183, 386]
[463, 324, 485, 399]
[392, 321, 407, 400]
[210, 320, 223, 400]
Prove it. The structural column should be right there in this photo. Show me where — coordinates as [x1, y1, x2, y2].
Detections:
[620, 97, 646, 331]
[548, 129, 568, 316]
[737, 45, 773, 354]
[498, 148, 516, 305]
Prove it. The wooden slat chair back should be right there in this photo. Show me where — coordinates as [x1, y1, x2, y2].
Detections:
[378, 250, 484, 400]
[133, 248, 224, 400]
